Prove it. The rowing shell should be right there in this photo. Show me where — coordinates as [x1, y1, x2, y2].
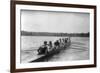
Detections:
[30, 41, 71, 62]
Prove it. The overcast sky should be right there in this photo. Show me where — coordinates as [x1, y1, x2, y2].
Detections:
[21, 10, 90, 33]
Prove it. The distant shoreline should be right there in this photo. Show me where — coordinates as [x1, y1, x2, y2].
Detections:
[21, 31, 89, 37]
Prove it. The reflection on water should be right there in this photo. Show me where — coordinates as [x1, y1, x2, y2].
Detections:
[21, 36, 89, 63]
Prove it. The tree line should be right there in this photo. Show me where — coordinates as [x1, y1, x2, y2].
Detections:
[21, 31, 89, 37]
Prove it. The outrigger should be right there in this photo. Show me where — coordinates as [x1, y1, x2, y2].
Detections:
[30, 37, 71, 62]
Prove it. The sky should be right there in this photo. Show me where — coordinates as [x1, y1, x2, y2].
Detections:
[21, 10, 90, 33]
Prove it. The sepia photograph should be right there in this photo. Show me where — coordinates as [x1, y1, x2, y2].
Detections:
[11, 1, 96, 72]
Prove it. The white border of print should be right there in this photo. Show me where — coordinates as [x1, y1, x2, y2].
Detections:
[16, 4, 94, 69]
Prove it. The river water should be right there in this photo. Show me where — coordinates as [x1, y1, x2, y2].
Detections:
[21, 36, 89, 63]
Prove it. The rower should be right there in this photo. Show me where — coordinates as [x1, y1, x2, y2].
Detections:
[54, 40, 60, 49]
[38, 41, 48, 54]
[68, 37, 71, 44]
[65, 38, 68, 43]
[62, 38, 65, 47]
[59, 38, 62, 47]
[48, 41, 53, 51]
